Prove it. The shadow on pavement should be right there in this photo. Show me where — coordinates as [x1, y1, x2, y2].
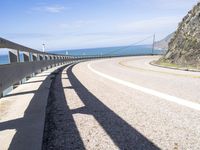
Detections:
[43, 65, 159, 150]
[0, 62, 160, 150]
[0, 76, 51, 150]
[0, 64, 72, 150]
[66, 64, 160, 150]
[42, 65, 85, 150]
[42, 63, 160, 149]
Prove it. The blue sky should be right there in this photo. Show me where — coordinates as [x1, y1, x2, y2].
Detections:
[0, 0, 199, 51]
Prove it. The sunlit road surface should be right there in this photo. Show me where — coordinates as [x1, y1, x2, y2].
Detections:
[54, 56, 200, 149]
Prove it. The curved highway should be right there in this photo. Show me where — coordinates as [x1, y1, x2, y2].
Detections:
[45, 56, 200, 149]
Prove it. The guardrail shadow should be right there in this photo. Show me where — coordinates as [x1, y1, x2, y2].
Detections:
[0, 78, 48, 150]
[0, 62, 160, 150]
[63, 64, 160, 149]
[0, 64, 73, 150]
[42, 65, 85, 150]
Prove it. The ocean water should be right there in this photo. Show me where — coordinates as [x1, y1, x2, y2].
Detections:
[0, 45, 163, 65]
[0, 54, 9, 65]
[49, 45, 162, 56]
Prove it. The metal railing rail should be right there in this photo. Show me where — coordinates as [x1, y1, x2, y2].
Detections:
[0, 37, 156, 96]
[0, 37, 99, 96]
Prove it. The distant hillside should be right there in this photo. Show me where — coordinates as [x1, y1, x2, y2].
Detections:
[158, 2, 200, 67]
[154, 33, 174, 50]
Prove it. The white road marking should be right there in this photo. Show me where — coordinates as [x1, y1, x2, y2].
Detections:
[88, 63, 200, 111]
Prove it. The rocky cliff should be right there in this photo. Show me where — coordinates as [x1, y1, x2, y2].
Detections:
[159, 2, 200, 67]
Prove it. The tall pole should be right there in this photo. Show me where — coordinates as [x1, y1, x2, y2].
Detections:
[42, 43, 45, 52]
[152, 34, 155, 55]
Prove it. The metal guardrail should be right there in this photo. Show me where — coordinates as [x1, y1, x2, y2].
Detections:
[0, 37, 155, 96]
[0, 37, 101, 96]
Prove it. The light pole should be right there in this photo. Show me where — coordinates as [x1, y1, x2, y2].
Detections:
[42, 43, 45, 52]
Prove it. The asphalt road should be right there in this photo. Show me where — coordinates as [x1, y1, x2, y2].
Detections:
[44, 56, 200, 150]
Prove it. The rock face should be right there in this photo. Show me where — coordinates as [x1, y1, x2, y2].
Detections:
[154, 33, 174, 50]
[160, 2, 200, 67]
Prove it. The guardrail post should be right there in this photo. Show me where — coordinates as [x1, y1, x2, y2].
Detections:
[45, 55, 48, 60]
[32, 54, 37, 61]
[51, 55, 55, 67]
[23, 52, 30, 62]
[57, 56, 59, 66]
[32, 54, 38, 75]
[63, 56, 65, 64]
[44, 55, 49, 69]
[49, 55, 52, 68]
[58, 56, 60, 65]
[35, 54, 42, 74]
[60, 56, 62, 65]
[9, 49, 20, 63]
[54, 56, 57, 66]
[23, 52, 32, 80]
[40, 55, 46, 71]
[8, 49, 20, 90]
[64, 56, 67, 64]
[39, 55, 43, 61]
[50, 56, 52, 68]
[57, 56, 60, 65]
[61, 56, 63, 64]
[46, 55, 50, 69]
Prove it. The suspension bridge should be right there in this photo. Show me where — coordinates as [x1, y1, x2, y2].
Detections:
[0, 37, 200, 150]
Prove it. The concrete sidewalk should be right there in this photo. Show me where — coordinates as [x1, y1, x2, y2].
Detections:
[0, 64, 67, 150]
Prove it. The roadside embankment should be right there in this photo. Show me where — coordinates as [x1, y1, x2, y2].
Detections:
[151, 60, 200, 72]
